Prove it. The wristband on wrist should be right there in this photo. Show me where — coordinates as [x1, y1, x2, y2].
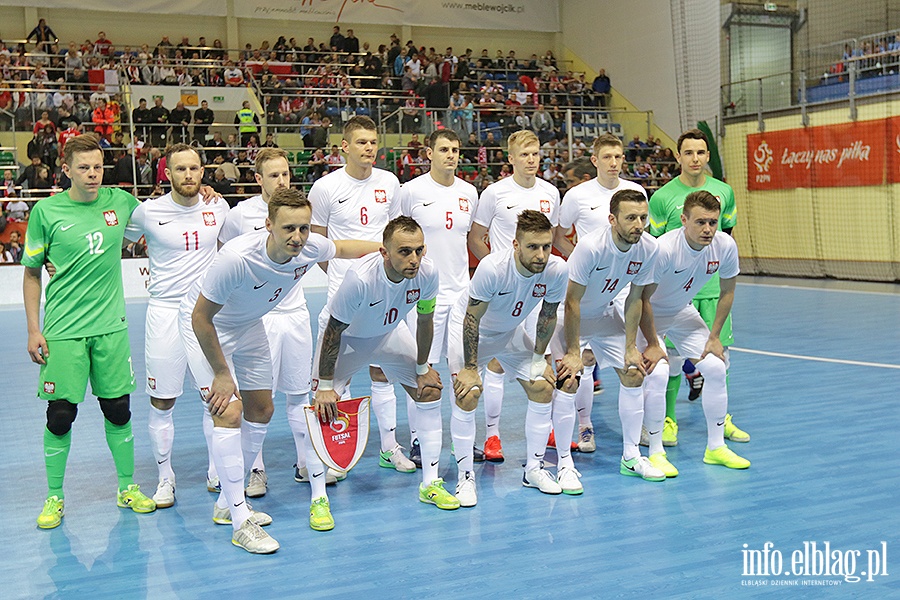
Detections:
[317, 379, 334, 391]
[416, 363, 429, 376]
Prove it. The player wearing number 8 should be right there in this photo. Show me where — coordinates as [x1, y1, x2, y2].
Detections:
[23, 133, 157, 530]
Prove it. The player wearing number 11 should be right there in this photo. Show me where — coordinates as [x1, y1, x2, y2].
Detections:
[24, 133, 156, 530]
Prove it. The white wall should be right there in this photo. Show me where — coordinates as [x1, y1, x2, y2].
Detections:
[560, 0, 680, 138]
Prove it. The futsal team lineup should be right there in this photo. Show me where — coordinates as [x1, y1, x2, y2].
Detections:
[25, 118, 753, 555]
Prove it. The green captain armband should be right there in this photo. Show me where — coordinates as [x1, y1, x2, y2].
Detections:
[417, 298, 437, 315]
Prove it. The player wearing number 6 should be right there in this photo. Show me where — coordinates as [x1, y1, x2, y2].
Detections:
[24, 133, 157, 530]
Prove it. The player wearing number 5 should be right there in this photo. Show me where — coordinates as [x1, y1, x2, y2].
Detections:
[24, 133, 157, 530]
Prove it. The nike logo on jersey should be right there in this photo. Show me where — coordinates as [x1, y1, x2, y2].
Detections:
[595, 266, 610, 271]
[674, 268, 688, 274]
[589, 205, 602, 211]
[423, 201, 436, 207]
[338, 198, 350, 204]
[254, 225, 265, 230]
[253, 282, 267, 289]
[506, 204, 518, 210]
[60, 224, 75, 231]
[369, 300, 384, 306]
[158, 220, 174, 226]
[498, 290, 513, 296]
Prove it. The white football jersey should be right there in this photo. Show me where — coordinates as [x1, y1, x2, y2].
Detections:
[649, 229, 740, 317]
[327, 252, 439, 339]
[567, 225, 658, 319]
[473, 176, 559, 253]
[218, 194, 308, 313]
[469, 249, 567, 334]
[310, 166, 401, 298]
[559, 178, 646, 235]
[184, 230, 335, 330]
[126, 193, 229, 307]
[392, 173, 478, 303]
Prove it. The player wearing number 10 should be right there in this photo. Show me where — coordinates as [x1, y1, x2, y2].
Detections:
[23, 133, 157, 530]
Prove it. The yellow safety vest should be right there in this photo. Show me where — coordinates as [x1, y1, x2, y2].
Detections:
[237, 108, 256, 132]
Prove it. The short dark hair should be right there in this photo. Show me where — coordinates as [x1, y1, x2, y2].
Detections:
[343, 115, 377, 140]
[609, 189, 647, 216]
[165, 142, 201, 164]
[383, 215, 422, 245]
[267, 187, 310, 221]
[563, 157, 594, 181]
[683, 190, 720, 216]
[515, 209, 552, 238]
[62, 133, 101, 165]
[676, 128, 709, 154]
[427, 128, 459, 148]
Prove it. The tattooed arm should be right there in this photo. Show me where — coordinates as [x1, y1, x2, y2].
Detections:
[453, 297, 490, 400]
[313, 315, 350, 422]
[534, 300, 559, 356]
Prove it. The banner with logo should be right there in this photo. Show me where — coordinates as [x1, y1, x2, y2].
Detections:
[234, 0, 560, 32]
[747, 118, 888, 191]
[304, 397, 371, 473]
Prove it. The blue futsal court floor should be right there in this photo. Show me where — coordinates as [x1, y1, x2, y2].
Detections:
[1, 277, 898, 599]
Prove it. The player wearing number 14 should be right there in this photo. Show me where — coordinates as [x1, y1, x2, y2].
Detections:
[23, 133, 156, 530]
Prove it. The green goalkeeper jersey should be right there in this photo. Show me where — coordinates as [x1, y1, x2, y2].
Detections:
[22, 187, 139, 340]
[648, 175, 737, 299]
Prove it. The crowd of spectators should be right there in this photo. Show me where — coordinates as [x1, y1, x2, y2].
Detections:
[823, 33, 900, 83]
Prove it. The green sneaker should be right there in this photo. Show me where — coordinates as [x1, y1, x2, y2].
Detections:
[662, 417, 678, 447]
[37, 496, 64, 529]
[704, 445, 751, 469]
[117, 484, 157, 513]
[419, 478, 460, 510]
[724, 414, 750, 442]
[309, 497, 335, 531]
[648, 452, 679, 478]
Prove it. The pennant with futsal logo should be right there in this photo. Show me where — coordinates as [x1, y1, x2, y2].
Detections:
[304, 396, 371, 473]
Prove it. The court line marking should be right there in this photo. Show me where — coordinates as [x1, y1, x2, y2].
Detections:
[731, 346, 900, 370]
[738, 282, 900, 297]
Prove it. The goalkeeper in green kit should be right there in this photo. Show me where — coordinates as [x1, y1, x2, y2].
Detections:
[24, 133, 157, 529]
[645, 128, 750, 447]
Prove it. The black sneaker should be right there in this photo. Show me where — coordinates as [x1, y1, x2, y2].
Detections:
[687, 372, 704, 401]
[473, 445, 485, 463]
[409, 438, 422, 469]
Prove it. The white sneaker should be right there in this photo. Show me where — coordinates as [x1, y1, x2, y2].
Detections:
[620, 456, 666, 482]
[522, 463, 563, 495]
[577, 425, 596, 453]
[639, 426, 650, 447]
[152, 478, 175, 508]
[294, 465, 339, 485]
[232, 519, 279, 554]
[455, 472, 478, 507]
[212, 502, 273, 527]
[245, 469, 267, 498]
[207, 476, 220, 492]
[556, 466, 583, 495]
[378, 445, 416, 473]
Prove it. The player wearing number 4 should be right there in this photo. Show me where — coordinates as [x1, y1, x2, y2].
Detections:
[124, 143, 230, 509]
[183, 188, 378, 552]
[639, 191, 750, 471]
[453, 211, 568, 500]
[313, 216, 457, 511]
[391, 129, 482, 472]
[309, 117, 415, 473]
[24, 133, 157, 529]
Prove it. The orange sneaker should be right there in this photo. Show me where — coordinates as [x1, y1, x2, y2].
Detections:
[483, 435, 505, 463]
[546, 429, 578, 451]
